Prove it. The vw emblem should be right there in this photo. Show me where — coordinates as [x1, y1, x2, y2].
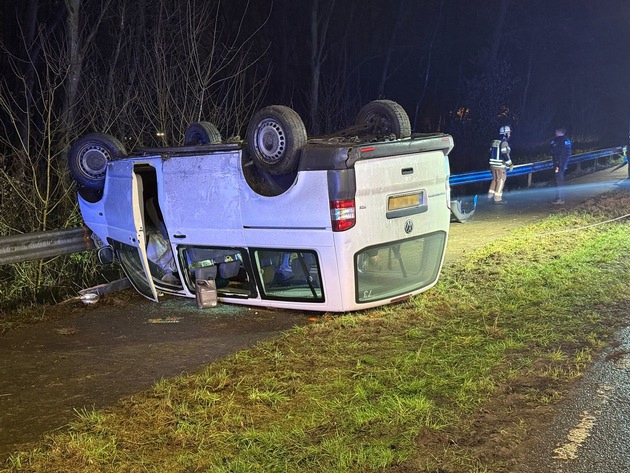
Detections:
[404, 219, 413, 234]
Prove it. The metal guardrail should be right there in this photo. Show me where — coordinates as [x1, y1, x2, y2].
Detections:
[0, 226, 94, 265]
[0, 146, 626, 265]
[449, 146, 626, 187]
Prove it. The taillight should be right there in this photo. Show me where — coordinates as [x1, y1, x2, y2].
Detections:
[330, 199, 356, 232]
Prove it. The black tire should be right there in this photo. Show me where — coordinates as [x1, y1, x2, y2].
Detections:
[68, 133, 126, 198]
[183, 121, 222, 146]
[246, 105, 307, 175]
[355, 99, 411, 139]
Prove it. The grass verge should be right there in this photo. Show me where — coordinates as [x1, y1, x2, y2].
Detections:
[4, 191, 630, 473]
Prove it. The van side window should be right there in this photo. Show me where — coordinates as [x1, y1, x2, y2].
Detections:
[252, 249, 324, 302]
[178, 246, 254, 298]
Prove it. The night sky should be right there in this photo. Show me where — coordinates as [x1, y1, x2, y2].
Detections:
[2, 0, 630, 169]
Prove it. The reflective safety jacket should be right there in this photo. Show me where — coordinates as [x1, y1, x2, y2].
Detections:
[489, 137, 512, 169]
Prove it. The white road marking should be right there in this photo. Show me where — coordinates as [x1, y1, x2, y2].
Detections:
[552, 385, 613, 461]
[552, 411, 597, 460]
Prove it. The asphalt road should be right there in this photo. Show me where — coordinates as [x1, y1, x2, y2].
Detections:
[518, 324, 630, 473]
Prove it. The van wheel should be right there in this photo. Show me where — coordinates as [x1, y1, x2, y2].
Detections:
[356, 99, 411, 139]
[246, 105, 307, 175]
[68, 133, 126, 201]
[183, 121, 222, 145]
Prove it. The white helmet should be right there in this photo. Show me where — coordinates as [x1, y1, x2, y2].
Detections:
[500, 125, 511, 135]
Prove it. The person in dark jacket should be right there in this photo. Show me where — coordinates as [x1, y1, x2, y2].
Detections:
[550, 127, 572, 204]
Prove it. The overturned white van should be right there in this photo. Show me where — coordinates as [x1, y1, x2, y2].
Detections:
[69, 100, 453, 312]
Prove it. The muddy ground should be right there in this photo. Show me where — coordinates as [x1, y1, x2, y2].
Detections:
[0, 299, 316, 459]
[0, 165, 628, 465]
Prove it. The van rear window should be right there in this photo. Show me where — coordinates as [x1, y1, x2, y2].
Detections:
[355, 232, 446, 303]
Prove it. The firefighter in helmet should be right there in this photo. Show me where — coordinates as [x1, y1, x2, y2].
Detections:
[488, 125, 513, 204]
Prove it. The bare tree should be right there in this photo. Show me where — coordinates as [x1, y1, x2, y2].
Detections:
[0, 0, 271, 308]
[0, 31, 93, 303]
[376, 0, 410, 99]
[308, 0, 336, 135]
[63, 0, 114, 140]
[412, 0, 444, 131]
[77, 0, 270, 147]
[486, 0, 509, 70]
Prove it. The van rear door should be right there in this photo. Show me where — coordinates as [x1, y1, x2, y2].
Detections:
[331, 137, 452, 308]
[353, 144, 450, 238]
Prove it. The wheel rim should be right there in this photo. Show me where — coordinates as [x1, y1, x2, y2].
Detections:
[79, 145, 111, 180]
[255, 119, 286, 164]
[189, 132, 203, 145]
[364, 112, 389, 134]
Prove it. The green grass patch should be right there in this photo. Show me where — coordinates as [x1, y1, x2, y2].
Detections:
[4, 191, 630, 472]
